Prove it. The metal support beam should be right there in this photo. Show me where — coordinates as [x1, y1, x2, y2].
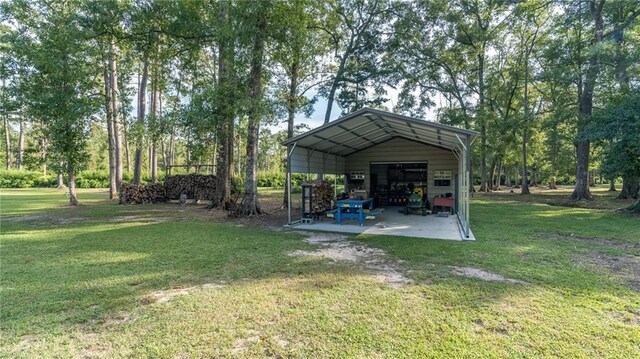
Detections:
[465, 134, 471, 238]
[287, 142, 297, 225]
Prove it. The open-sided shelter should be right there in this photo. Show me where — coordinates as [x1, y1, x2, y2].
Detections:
[283, 108, 478, 240]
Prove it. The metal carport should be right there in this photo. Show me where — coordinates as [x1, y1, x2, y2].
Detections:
[283, 108, 478, 240]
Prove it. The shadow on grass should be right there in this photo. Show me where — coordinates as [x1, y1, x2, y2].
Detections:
[2, 187, 638, 343]
[2, 219, 364, 335]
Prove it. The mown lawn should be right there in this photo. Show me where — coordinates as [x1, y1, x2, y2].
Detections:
[1, 187, 639, 358]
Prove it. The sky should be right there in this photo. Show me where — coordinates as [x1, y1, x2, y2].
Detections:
[276, 85, 405, 132]
[277, 85, 440, 133]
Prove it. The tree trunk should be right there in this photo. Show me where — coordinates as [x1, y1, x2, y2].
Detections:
[572, 1, 604, 201]
[212, 3, 234, 209]
[608, 178, 616, 191]
[121, 97, 131, 172]
[3, 115, 11, 170]
[103, 61, 117, 199]
[161, 140, 167, 170]
[17, 119, 24, 170]
[150, 81, 159, 184]
[41, 136, 47, 176]
[505, 165, 511, 187]
[617, 176, 639, 199]
[323, 49, 350, 124]
[56, 171, 65, 189]
[550, 176, 558, 190]
[133, 60, 149, 184]
[282, 59, 299, 208]
[110, 39, 123, 194]
[530, 169, 538, 187]
[240, 13, 266, 216]
[494, 158, 502, 190]
[521, 35, 534, 195]
[521, 128, 530, 194]
[151, 144, 157, 183]
[67, 163, 78, 206]
[169, 132, 175, 167]
[629, 198, 640, 212]
[488, 157, 496, 191]
[478, 44, 489, 192]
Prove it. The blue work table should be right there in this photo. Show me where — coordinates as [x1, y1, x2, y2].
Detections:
[335, 198, 375, 226]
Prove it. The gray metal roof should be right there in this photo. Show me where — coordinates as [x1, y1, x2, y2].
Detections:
[283, 108, 478, 156]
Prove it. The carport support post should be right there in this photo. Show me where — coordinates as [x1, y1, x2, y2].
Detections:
[465, 135, 471, 238]
[287, 142, 297, 225]
[334, 154, 338, 198]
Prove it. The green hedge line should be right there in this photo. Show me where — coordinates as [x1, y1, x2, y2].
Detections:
[0, 170, 54, 188]
[0, 170, 345, 189]
[0, 170, 166, 189]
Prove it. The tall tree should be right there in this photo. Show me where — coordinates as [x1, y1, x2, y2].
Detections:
[8, 0, 100, 204]
[317, 0, 390, 123]
[572, 1, 605, 200]
[239, 1, 270, 215]
[272, 0, 327, 207]
[212, 1, 236, 209]
[132, 59, 148, 185]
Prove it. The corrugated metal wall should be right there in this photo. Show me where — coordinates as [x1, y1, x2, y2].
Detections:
[344, 137, 459, 200]
[289, 146, 346, 175]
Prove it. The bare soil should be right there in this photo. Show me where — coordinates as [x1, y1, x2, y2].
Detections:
[288, 231, 414, 288]
[531, 232, 640, 251]
[171, 192, 295, 229]
[151, 282, 226, 304]
[450, 266, 528, 284]
[532, 232, 640, 292]
[576, 253, 640, 292]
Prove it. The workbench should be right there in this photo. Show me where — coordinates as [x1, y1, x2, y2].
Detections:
[335, 198, 376, 226]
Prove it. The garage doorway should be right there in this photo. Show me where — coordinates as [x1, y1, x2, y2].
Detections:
[369, 161, 428, 208]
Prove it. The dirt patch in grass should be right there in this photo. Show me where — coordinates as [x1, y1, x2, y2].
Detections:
[610, 309, 640, 326]
[12, 334, 38, 352]
[179, 193, 293, 229]
[104, 313, 131, 326]
[231, 330, 261, 354]
[151, 282, 226, 304]
[288, 231, 414, 288]
[532, 232, 640, 250]
[110, 215, 171, 224]
[229, 330, 291, 355]
[576, 253, 640, 292]
[3, 214, 88, 226]
[450, 266, 528, 284]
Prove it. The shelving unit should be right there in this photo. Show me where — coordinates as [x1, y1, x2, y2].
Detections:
[371, 162, 428, 207]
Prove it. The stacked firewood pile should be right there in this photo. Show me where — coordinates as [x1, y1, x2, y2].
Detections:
[119, 184, 167, 204]
[302, 180, 334, 214]
[164, 174, 217, 201]
[119, 174, 218, 205]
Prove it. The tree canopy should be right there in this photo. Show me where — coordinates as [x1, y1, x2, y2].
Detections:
[1, 0, 638, 210]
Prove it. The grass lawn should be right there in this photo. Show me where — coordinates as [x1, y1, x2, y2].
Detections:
[1, 186, 639, 358]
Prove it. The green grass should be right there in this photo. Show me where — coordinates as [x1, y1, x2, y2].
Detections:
[1, 187, 639, 358]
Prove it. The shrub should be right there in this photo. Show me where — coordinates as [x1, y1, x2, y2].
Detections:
[76, 170, 110, 188]
[0, 169, 139, 188]
[0, 170, 53, 188]
[257, 171, 285, 187]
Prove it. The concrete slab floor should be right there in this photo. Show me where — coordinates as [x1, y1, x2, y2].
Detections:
[290, 208, 475, 241]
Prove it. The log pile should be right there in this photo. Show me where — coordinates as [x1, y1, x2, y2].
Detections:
[119, 184, 167, 204]
[119, 174, 218, 205]
[302, 180, 333, 214]
[164, 174, 217, 201]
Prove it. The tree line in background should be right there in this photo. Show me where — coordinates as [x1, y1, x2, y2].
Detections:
[1, 0, 639, 213]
